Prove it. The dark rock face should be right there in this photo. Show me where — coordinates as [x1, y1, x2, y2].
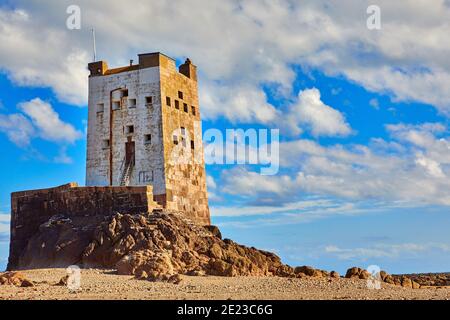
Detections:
[13, 210, 295, 279]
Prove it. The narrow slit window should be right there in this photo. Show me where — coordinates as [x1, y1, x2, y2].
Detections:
[191, 140, 195, 150]
[178, 91, 183, 99]
[191, 106, 196, 116]
[97, 103, 104, 113]
[183, 103, 188, 113]
[166, 96, 171, 106]
[128, 98, 136, 108]
[103, 139, 110, 149]
[175, 100, 180, 109]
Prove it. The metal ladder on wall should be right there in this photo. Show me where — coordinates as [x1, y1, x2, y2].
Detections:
[119, 161, 133, 186]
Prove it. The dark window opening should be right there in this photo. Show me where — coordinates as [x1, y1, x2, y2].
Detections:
[126, 125, 135, 134]
[191, 106, 196, 116]
[175, 100, 180, 109]
[103, 139, 110, 149]
[178, 91, 183, 99]
[144, 134, 152, 144]
[183, 103, 188, 113]
[146, 96, 153, 105]
[191, 140, 195, 150]
[128, 98, 136, 108]
[166, 96, 171, 106]
[122, 89, 129, 97]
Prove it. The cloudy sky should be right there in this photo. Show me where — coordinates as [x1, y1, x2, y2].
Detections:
[0, 0, 449, 273]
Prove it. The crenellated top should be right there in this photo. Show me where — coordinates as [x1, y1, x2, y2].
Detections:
[88, 52, 197, 81]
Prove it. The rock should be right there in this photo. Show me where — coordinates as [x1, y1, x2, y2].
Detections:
[345, 267, 363, 279]
[137, 271, 148, 280]
[204, 225, 222, 239]
[330, 271, 340, 278]
[168, 274, 183, 284]
[412, 281, 421, 289]
[0, 272, 34, 287]
[401, 276, 413, 288]
[9, 210, 331, 281]
[384, 275, 395, 284]
[359, 270, 371, 280]
[55, 275, 69, 286]
[380, 271, 388, 281]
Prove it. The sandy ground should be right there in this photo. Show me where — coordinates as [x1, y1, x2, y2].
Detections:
[0, 269, 449, 300]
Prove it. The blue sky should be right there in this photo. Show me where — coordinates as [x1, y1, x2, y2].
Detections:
[1, 0, 450, 274]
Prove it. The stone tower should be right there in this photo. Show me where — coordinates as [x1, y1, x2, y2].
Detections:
[86, 52, 210, 224]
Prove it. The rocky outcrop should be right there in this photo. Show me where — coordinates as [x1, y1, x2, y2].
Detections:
[0, 272, 34, 287]
[397, 273, 450, 287]
[345, 267, 421, 289]
[14, 210, 298, 280]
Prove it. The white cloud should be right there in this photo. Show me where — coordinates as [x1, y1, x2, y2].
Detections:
[0, 213, 10, 235]
[206, 175, 216, 190]
[219, 122, 450, 206]
[0, 9, 89, 105]
[0, 113, 35, 147]
[324, 242, 450, 260]
[285, 88, 351, 137]
[53, 146, 73, 164]
[18, 98, 82, 144]
[1, 0, 450, 118]
[369, 98, 379, 110]
[200, 82, 278, 124]
[0, 214, 10, 223]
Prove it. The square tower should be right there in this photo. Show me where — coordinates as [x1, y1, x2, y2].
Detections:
[86, 52, 210, 224]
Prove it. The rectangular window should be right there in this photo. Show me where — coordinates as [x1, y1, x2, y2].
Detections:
[128, 98, 136, 108]
[102, 139, 110, 149]
[97, 103, 104, 113]
[166, 96, 171, 106]
[144, 134, 152, 144]
[183, 103, 188, 113]
[178, 91, 183, 99]
[112, 101, 121, 110]
[175, 100, 180, 109]
[122, 89, 129, 97]
[191, 106, 196, 116]
[145, 96, 153, 105]
[126, 125, 134, 134]
[173, 135, 179, 145]
[191, 140, 195, 150]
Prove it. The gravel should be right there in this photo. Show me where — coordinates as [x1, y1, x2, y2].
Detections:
[1, 268, 449, 300]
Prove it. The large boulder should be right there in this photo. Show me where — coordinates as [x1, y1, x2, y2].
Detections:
[15, 210, 295, 280]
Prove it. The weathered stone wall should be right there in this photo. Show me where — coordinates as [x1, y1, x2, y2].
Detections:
[86, 64, 166, 192]
[159, 57, 210, 225]
[7, 183, 160, 270]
